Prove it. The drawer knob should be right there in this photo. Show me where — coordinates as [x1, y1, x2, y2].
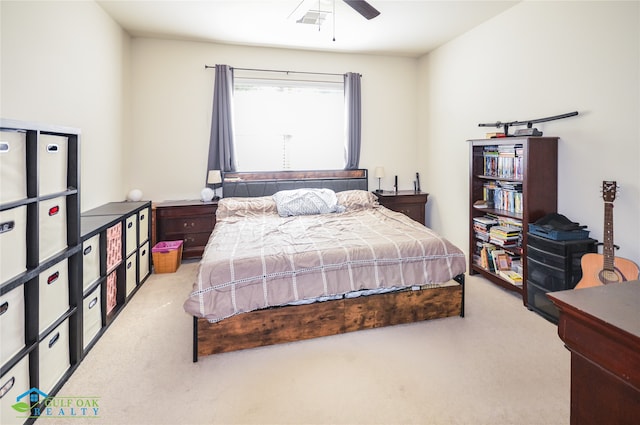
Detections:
[47, 271, 60, 285]
[0, 376, 16, 398]
[88, 297, 98, 309]
[83, 245, 93, 256]
[48, 332, 60, 348]
[0, 220, 15, 234]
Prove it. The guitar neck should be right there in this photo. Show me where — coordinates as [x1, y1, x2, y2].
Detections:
[603, 201, 615, 271]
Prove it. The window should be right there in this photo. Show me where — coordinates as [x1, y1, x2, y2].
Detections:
[233, 74, 345, 171]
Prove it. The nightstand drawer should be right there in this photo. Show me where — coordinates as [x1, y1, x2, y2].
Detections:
[163, 216, 214, 234]
[392, 204, 424, 223]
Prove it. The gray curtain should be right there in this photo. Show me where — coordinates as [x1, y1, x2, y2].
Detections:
[207, 64, 237, 180]
[344, 72, 362, 170]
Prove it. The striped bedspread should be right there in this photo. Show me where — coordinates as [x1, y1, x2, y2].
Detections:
[183, 192, 466, 323]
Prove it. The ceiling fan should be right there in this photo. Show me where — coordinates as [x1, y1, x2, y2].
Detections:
[343, 0, 380, 20]
[290, 0, 380, 24]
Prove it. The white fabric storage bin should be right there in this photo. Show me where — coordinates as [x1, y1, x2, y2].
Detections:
[38, 258, 69, 334]
[138, 241, 150, 283]
[0, 130, 27, 204]
[38, 196, 67, 262]
[125, 253, 137, 297]
[82, 234, 101, 292]
[0, 354, 30, 425]
[138, 207, 149, 245]
[38, 318, 70, 395]
[0, 206, 27, 283]
[125, 214, 137, 257]
[82, 286, 102, 350]
[0, 285, 25, 367]
[38, 133, 68, 196]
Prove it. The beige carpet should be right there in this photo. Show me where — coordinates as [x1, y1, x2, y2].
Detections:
[54, 263, 570, 425]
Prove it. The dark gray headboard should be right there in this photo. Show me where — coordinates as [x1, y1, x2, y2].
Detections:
[222, 169, 368, 198]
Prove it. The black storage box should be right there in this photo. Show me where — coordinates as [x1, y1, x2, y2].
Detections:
[526, 233, 597, 323]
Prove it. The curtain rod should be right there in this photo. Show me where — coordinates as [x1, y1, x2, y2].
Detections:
[204, 65, 357, 77]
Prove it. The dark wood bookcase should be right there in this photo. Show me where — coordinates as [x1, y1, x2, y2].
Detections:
[468, 136, 558, 305]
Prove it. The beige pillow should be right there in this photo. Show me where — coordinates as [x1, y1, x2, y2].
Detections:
[335, 190, 378, 210]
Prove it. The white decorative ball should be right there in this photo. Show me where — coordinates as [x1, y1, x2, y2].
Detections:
[127, 189, 143, 202]
[200, 187, 215, 202]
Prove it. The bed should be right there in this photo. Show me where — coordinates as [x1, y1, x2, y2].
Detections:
[184, 170, 466, 361]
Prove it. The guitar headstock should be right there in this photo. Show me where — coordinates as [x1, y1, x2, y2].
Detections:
[602, 180, 617, 203]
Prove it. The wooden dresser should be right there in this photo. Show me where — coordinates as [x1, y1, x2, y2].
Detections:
[154, 200, 218, 259]
[374, 191, 428, 225]
[548, 281, 640, 425]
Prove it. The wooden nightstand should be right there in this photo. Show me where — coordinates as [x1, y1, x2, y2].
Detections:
[154, 200, 218, 259]
[374, 191, 428, 225]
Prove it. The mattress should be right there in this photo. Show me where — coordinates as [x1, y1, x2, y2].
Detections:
[184, 190, 466, 322]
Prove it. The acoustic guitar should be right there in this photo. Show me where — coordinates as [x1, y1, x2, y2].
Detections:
[576, 181, 639, 288]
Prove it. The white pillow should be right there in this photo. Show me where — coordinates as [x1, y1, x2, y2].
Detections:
[272, 188, 345, 217]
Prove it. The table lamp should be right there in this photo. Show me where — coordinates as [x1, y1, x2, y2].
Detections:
[374, 167, 385, 193]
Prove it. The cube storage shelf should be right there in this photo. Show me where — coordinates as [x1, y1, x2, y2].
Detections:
[81, 201, 152, 331]
[0, 119, 151, 425]
[1, 119, 80, 425]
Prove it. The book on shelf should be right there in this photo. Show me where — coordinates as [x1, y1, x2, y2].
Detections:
[494, 251, 512, 271]
[473, 199, 493, 209]
[490, 249, 506, 272]
[498, 270, 523, 286]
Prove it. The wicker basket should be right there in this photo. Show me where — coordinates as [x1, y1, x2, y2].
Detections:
[152, 240, 183, 273]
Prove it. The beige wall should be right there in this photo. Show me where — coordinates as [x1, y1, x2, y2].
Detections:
[0, 0, 130, 211]
[418, 1, 640, 263]
[128, 39, 419, 201]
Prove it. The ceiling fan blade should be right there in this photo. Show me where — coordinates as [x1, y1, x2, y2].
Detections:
[343, 0, 380, 20]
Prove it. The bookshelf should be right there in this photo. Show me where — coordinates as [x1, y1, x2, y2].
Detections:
[468, 136, 558, 305]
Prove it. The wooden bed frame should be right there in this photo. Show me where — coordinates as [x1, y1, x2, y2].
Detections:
[192, 169, 465, 361]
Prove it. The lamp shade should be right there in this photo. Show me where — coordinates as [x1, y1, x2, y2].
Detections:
[374, 167, 385, 178]
[207, 170, 222, 185]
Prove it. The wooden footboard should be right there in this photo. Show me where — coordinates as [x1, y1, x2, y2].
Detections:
[193, 275, 464, 361]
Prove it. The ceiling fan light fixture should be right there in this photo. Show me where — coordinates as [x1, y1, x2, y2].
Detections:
[296, 9, 330, 26]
